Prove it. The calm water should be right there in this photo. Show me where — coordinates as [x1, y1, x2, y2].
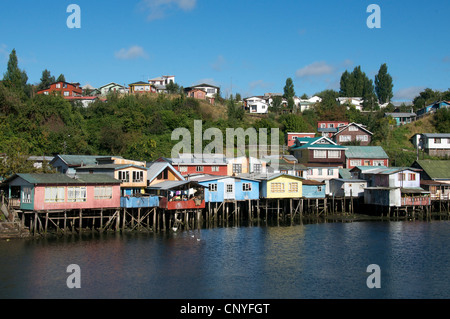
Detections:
[0, 220, 449, 299]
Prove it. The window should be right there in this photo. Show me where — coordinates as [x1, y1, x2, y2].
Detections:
[339, 135, 351, 142]
[409, 173, 416, 181]
[349, 125, 359, 131]
[22, 187, 32, 204]
[226, 184, 234, 193]
[207, 88, 215, 94]
[356, 135, 369, 141]
[435, 138, 441, 144]
[271, 182, 285, 193]
[253, 164, 262, 173]
[118, 171, 129, 182]
[318, 168, 323, 176]
[243, 183, 252, 191]
[329, 123, 334, 128]
[373, 160, 385, 166]
[56, 83, 61, 89]
[399, 173, 406, 181]
[320, 123, 326, 128]
[63, 83, 68, 88]
[288, 182, 298, 193]
[232, 164, 242, 174]
[45, 187, 65, 203]
[314, 150, 327, 158]
[209, 184, 218, 192]
[179, 166, 188, 173]
[328, 150, 340, 158]
[68, 187, 87, 202]
[328, 169, 334, 176]
[64, 91, 70, 96]
[132, 171, 143, 182]
[211, 166, 220, 172]
[196, 166, 204, 172]
[350, 160, 362, 166]
[95, 187, 112, 200]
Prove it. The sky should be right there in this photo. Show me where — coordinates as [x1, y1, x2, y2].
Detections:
[0, 0, 449, 101]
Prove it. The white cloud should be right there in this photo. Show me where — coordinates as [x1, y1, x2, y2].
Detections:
[138, 0, 197, 21]
[393, 86, 426, 101]
[115, 46, 148, 60]
[296, 61, 335, 78]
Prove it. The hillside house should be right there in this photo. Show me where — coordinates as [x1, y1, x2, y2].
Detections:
[129, 81, 152, 94]
[416, 101, 450, 117]
[2, 173, 121, 212]
[337, 97, 364, 111]
[317, 121, 349, 138]
[37, 81, 82, 97]
[411, 133, 450, 157]
[332, 123, 373, 146]
[50, 155, 119, 176]
[97, 82, 129, 96]
[290, 136, 347, 168]
[344, 146, 389, 169]
[244, 96, 269, 114]
[287, 132, 316, 148]
[184, 83, 220, 104]
[385, 112, 416, 126]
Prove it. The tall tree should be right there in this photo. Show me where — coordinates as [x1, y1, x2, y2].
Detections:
[283, 78, 296, 111]
[2, 49, 28, 94]
[339, 66, 376, 109]
[38, 69, 55, 90]
[375, 63, 394, 104]
[56, 74, 66, 82]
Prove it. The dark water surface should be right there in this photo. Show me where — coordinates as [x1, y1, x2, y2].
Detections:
[1, 220, 449, 299]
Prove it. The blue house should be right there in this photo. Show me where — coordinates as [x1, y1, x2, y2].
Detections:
[416, 101, 450, 117]
[190, 175, 260, 203]
[302, 179, 326, 198]
[120, 195, 160, 208]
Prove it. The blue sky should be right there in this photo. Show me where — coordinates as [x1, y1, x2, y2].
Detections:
[0, 0, 449, 101]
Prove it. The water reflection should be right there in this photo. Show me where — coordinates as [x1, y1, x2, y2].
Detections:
[0, 221, 449, 299]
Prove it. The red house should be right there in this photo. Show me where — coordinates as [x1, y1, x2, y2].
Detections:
[37, 81, 83, 98]
[158, 155, 228, 177]
[287, 132, 316, 148]
[317, 121, 349, 137]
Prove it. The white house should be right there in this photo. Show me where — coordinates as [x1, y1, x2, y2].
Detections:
[245, 96, 269, 114]
[337, 97, 364, 111]
[411, 133, 450, 157]
[186, 83, 220, 99]
[97, 82, 129, 96]
[148, 75, 176, 93]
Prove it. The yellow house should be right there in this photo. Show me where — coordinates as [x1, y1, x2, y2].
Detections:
[257, 173, 303, 199]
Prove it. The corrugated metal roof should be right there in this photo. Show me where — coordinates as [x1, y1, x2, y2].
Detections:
[147, 162, 185, 181]
[53, 155, 118, 166]
[345, 146, 388, 159]
[415, 160, 450, 179]
[14, 173, 120, 185]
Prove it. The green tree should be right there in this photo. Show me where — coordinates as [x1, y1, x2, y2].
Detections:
[375, 63, 394, 104]
[433, 108, 450, 133]
[38, 69, 56, 91]
[283, 78, 296, 111]
[2, 49, 29, 95]
[56, 74, 66, 82]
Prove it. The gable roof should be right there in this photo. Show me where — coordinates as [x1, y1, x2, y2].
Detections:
[333, 122, 373, 136]
[4, 173, 120, 185]
[50, 155, 118, 167]
[345, 146, 389, 159]
[147, 162, 185, 182]
[413, 160, 450, 180]
[290, 136, 347, 150]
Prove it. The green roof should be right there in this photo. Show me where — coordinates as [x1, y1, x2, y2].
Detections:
[414, 160, 450, 180]
[11, 173, 120, 185]
[345, 146, 388, 159]
[290, 137, 346, 150]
